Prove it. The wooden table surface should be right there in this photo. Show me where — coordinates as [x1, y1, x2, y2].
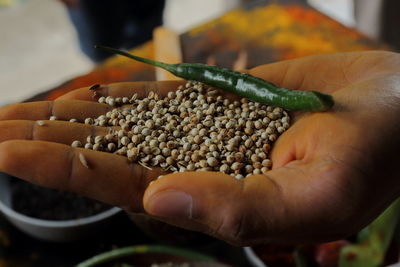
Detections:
[1, 0, 387, 266]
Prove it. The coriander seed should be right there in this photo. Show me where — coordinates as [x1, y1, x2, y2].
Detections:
[71, 140, 82, 147]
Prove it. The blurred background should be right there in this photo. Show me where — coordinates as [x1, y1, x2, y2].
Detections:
[0, 0, 387, 105]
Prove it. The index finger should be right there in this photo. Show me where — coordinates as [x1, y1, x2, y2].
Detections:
[57, 80, 242, 102]
[57, 81, 185, 101]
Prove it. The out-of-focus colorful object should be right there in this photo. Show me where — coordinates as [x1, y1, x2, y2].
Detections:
[339, 199, 400, 267]
[248, 198, 400, 267]
[183, 3, 381, 63]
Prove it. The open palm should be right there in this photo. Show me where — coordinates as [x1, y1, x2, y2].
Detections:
[1, 51, 399, 246]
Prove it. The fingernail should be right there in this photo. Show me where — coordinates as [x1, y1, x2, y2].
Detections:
[147, 190, 192, 219]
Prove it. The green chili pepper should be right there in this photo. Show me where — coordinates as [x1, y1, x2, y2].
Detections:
[96, 45, 334, 111]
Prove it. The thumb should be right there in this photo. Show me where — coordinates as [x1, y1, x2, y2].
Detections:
[143, 158, 365, 245]
[142, 171, 286, 246]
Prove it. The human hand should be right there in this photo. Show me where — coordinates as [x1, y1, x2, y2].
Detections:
[1, 51, 400, 246]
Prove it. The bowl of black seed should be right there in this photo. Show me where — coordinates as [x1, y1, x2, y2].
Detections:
[0, 172, 121, 242]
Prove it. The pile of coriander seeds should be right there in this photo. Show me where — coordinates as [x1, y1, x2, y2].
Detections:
[68, 81, 290, 179]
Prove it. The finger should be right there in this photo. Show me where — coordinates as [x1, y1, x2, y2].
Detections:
[57, 80, 242, 103]
[0, 120, 109, 145]
[57, 81, 186, 101]
[143, 157, 367, 245]
[0, 100, 111, 122]
[0, 140, 163, 210]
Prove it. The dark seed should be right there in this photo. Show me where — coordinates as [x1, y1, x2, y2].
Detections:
[89, 84, 101, 90]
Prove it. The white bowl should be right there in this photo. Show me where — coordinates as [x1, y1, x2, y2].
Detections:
[0, 173, 121, 242]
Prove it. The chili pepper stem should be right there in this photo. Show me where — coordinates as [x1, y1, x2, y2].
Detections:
[94, 45, 177, 74]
